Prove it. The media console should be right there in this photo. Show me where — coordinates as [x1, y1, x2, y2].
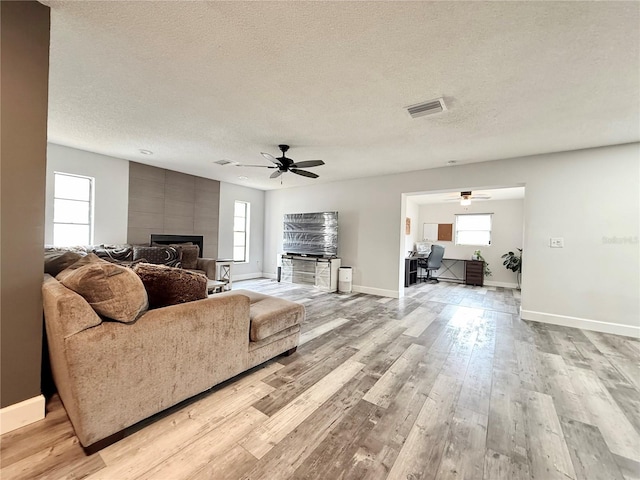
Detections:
[280, 254, 341, 292]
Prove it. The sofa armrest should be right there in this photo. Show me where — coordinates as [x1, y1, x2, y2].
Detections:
[196, 257, 217, 280]
[43, 275, 102, 339]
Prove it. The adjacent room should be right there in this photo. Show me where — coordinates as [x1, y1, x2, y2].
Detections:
[1, 1, 638, 479]
[403, 187, 525, 290]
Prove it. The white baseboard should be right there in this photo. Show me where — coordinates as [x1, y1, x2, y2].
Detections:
[521, 309, 640, 338]
[0, 395, 45, 435]
[232, 272, 264, 281]
[258, 277, 398, 298]
[484, 280, 519, 289]
[352, 284, 399, 298]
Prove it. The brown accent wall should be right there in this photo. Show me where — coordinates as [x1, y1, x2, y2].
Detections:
[127, 163, 220, 258]
[1, 1, 51, 408]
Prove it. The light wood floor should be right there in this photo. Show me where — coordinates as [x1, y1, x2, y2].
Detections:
[2, 280, 639, 480]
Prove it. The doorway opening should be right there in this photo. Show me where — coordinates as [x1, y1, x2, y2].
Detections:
[400, 186, 525, 296]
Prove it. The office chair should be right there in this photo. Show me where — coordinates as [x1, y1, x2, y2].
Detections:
[420, 244, 445, 282]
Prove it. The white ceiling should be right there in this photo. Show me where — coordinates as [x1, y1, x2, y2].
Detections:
[44, 1, 640, 191]
[409, 187, 525, 205]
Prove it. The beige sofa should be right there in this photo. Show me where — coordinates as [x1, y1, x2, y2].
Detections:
[42, 275, 303, 451]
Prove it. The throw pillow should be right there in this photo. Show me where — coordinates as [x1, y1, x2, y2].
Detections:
[133, 263, 207, 309]
[44, 251, 83, 276]
[59, 261, 149, 323]
[172, 244, 199, 270]
[56, 253, 107, 283]
[92, 245, 133, 262]
[132, 246, 181, 267]
[151, 242, 199, 269]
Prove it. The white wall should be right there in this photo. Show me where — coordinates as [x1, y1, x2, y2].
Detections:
[218, 182, 265, 280]
[417, 199, 524, 287]
[265, 176, 401, 297]
[265, 143, 640, 337]
[45, 143, 129, 245]
[404, 197, 420, 255]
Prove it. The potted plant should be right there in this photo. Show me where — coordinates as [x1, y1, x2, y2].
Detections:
[473, 250, 492, 277]
[501, 248, 522, 288]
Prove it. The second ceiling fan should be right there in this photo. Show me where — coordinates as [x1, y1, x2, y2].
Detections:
[445, 191, 491, 206]
[237, 144, 325, 179]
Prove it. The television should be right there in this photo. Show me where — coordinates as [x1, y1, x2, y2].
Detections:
[283, 212, 338, 257]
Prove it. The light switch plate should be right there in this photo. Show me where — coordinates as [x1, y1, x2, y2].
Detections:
[550, 237, 564, 248]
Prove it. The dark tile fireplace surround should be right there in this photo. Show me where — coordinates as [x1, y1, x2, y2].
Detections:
[150, 234, 205, 258]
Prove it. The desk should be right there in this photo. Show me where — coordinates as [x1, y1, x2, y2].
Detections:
[436, 258, 484, 286]
[405, 257, 484, 286]
[404, 258, 418, 287]
[436, 258, 466, 282]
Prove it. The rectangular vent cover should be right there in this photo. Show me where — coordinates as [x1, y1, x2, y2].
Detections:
[407, 98, 447, 118]
[214, 159, 234, 165]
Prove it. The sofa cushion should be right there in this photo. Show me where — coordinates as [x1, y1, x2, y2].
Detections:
[45, 251, 84, 276]
[59, 260, 149, 323]
[133, 246, 182, 267]
[226, 290, 304, 342]
[133, 263, 207, 309]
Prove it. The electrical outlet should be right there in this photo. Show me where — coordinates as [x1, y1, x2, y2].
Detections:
[550, 237, 564, 248]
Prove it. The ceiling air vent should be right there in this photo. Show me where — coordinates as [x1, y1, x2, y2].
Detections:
[406, 98, 447, 118]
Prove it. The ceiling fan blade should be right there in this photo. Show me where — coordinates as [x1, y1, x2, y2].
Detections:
[270, 170, 283, 179]
[261, 152, 283, 166]
[290, 168, 319, 179]
[290, 160, 325, 168]
[236, 164, 277, 168]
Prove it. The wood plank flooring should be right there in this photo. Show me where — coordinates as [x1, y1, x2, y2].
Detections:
[1, 279, 639, 480]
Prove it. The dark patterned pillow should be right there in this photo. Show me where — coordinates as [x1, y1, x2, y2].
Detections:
[92, 245, 133, 262]
[132, 263, 207, 309]
[132, 246, 181, 267]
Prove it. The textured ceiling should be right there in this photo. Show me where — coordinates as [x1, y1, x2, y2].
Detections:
[45, 1, 640, 191]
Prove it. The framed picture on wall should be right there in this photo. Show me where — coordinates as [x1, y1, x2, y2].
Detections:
[406, 217, 411, 235]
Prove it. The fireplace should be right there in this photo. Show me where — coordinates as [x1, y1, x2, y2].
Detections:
[150, 234, 204, 258]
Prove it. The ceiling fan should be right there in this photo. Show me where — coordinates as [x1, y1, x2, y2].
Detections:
[445, 191, 491, 206]
[236, 144, 325, 179]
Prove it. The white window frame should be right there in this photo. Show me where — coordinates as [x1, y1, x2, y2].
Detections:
[233, 201, 250, 263]
[53, 172, 94, 246]
[455, 213, 492, 246]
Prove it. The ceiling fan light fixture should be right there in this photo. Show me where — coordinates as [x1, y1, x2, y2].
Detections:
[235, 144, 324, 180]
[460, 197, 471, 206]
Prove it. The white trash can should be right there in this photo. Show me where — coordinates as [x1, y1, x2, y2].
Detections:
[338, 266, 352, 293]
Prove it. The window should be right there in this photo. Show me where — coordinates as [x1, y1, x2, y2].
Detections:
[233, 201, 249, 262]
[455, 213, 492, 246]
[53, 172, 94, 246]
